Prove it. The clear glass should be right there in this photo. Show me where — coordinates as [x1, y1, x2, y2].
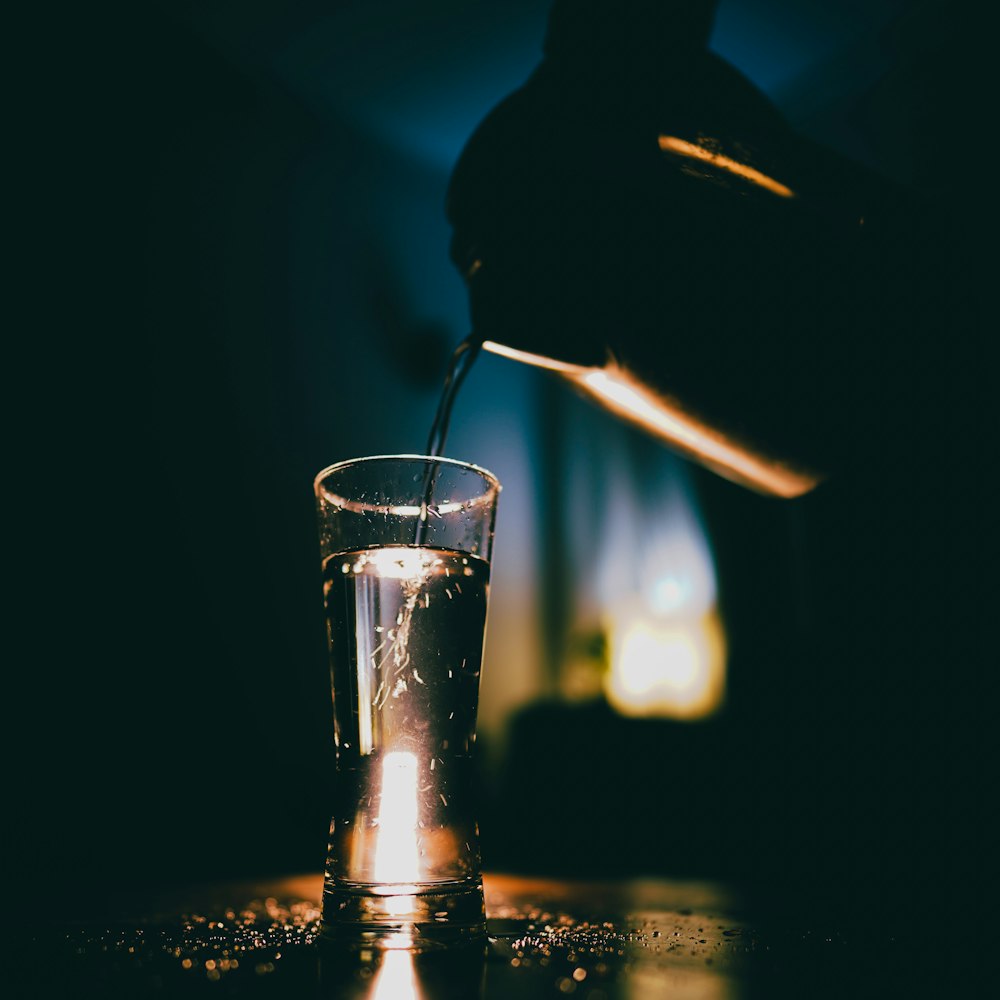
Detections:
[314, 455, 500, 949]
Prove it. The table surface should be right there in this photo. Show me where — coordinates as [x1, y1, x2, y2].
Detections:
[12, 872, 965, 998]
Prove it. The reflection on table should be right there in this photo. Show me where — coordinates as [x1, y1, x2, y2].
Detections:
[16, 872, 947, 998]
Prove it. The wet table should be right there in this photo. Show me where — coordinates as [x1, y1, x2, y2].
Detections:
[12, 873, 954, 998]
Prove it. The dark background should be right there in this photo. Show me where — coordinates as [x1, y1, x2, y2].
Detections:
[13, 0, 987, 927]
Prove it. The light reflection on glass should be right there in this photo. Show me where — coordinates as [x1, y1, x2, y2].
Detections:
[320, 497, 472, 517]
[363, 548, 432, 581]
[374, 751, 422, 891]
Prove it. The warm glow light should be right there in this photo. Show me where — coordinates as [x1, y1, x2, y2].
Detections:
[577, 367, 818, 498]
[595, 461, 727, 721]
[371, 949, 422, 1000]
[481, 340, 590, 375]
[605, 607, 726, 720]
[483, 343, 818, 497]
[658, 135, 796, 198]
[363, 547, 431, 581]
[374, 751, 422, 887]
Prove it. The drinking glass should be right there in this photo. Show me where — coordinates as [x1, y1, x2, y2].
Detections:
[314, 455, 500, 948]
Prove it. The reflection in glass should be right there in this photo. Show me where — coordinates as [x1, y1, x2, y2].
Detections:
[318, 937, 485, 1000]
[374, 752, 421, 886]
[371, 949, 422, 1000]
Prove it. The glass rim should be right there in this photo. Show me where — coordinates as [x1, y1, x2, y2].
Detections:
[314, 454, 501, 516]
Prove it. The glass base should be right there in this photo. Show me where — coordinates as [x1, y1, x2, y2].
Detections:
[322, 881, 486, 951]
